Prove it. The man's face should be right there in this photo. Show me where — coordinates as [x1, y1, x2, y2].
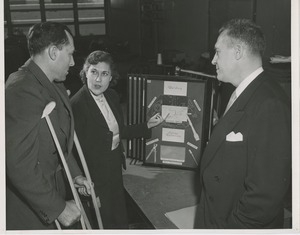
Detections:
[211, 32, 237, 84]
[53, 31, 75, 82]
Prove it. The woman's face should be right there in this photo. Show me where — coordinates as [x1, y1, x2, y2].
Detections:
[86, 62, 112, 96]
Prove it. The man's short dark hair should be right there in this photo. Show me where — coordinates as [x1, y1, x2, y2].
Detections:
[27, 22, 73, 56]
[220, 18, 266, 56]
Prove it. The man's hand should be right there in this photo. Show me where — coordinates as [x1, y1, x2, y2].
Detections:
[57, 200, 81, 227]
[74, 175, 92, 196]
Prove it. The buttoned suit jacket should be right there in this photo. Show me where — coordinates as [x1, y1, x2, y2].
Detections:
[70, 85, 151, 228]
[71, 85, 151, 176]
[6, 59, 82, 230]
[195, 71, 291, 229]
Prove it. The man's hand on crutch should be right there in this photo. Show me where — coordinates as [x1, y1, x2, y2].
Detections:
[42, 101, 92, 229]
[74, 175, 93, 197]
[57, 174, 94, 227]
[57, 200, 81, 227]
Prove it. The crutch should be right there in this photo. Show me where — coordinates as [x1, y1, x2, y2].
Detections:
[41, 101, 91, 229]
[74, 131, 104, 229]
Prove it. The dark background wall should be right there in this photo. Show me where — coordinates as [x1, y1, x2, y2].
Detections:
[106, 0, 291, 109]
[109, 0, 291, 68]
[4, 0, 291, 103]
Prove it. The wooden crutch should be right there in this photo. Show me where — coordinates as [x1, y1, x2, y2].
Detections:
[74, 132, 104, 229]
[41, 101, 91, 229]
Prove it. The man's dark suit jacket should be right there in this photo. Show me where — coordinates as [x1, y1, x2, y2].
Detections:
[6, 59, 82, 230]
[195, 71, 291, 229]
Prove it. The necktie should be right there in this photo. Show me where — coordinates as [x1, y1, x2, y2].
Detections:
[224, 90, 237, 115]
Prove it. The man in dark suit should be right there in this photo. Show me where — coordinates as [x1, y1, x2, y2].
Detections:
[195, 19, 291, 229]
[6, 22, 91, 230]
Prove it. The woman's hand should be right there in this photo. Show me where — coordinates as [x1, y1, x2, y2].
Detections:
[147, 113, 165, 129]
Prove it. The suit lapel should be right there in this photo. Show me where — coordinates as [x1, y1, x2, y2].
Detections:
[201, 110, 244, 171]
[201, 72, 267, 171]
[53, 83, 74, 154]
[83, 86, 109, 129]
[25, 59, 74, 155]
[104, 91, 122, 127]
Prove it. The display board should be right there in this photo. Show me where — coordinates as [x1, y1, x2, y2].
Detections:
[127, 74, 214, 170]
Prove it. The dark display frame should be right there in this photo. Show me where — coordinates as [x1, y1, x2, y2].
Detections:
[126, 74, 214, 170]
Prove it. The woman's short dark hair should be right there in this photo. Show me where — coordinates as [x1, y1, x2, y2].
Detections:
[80, 50, 120, 87]
[27, 22, 73, 56]
[219, 18, 266, 56]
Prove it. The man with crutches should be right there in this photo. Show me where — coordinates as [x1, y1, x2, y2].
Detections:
[6, 22, 92, 230]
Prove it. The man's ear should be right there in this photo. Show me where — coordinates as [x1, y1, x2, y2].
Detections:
[234, 44, 243, 60]
[48, 46, 58, 61]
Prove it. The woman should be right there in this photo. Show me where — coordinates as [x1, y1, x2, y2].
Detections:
[71, 50, 163, 229]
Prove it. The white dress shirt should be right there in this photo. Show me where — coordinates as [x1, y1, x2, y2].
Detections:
[91, 92, 120, 150]
[225, 67, 264, 114]
[235, 67, 264, 99]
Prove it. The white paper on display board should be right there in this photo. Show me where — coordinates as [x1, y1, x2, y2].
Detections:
[162, 128, 185, 143]
[163, 81, 187, 96]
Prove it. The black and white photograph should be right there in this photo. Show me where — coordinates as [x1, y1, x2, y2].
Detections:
[1, 0, 299, 234]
